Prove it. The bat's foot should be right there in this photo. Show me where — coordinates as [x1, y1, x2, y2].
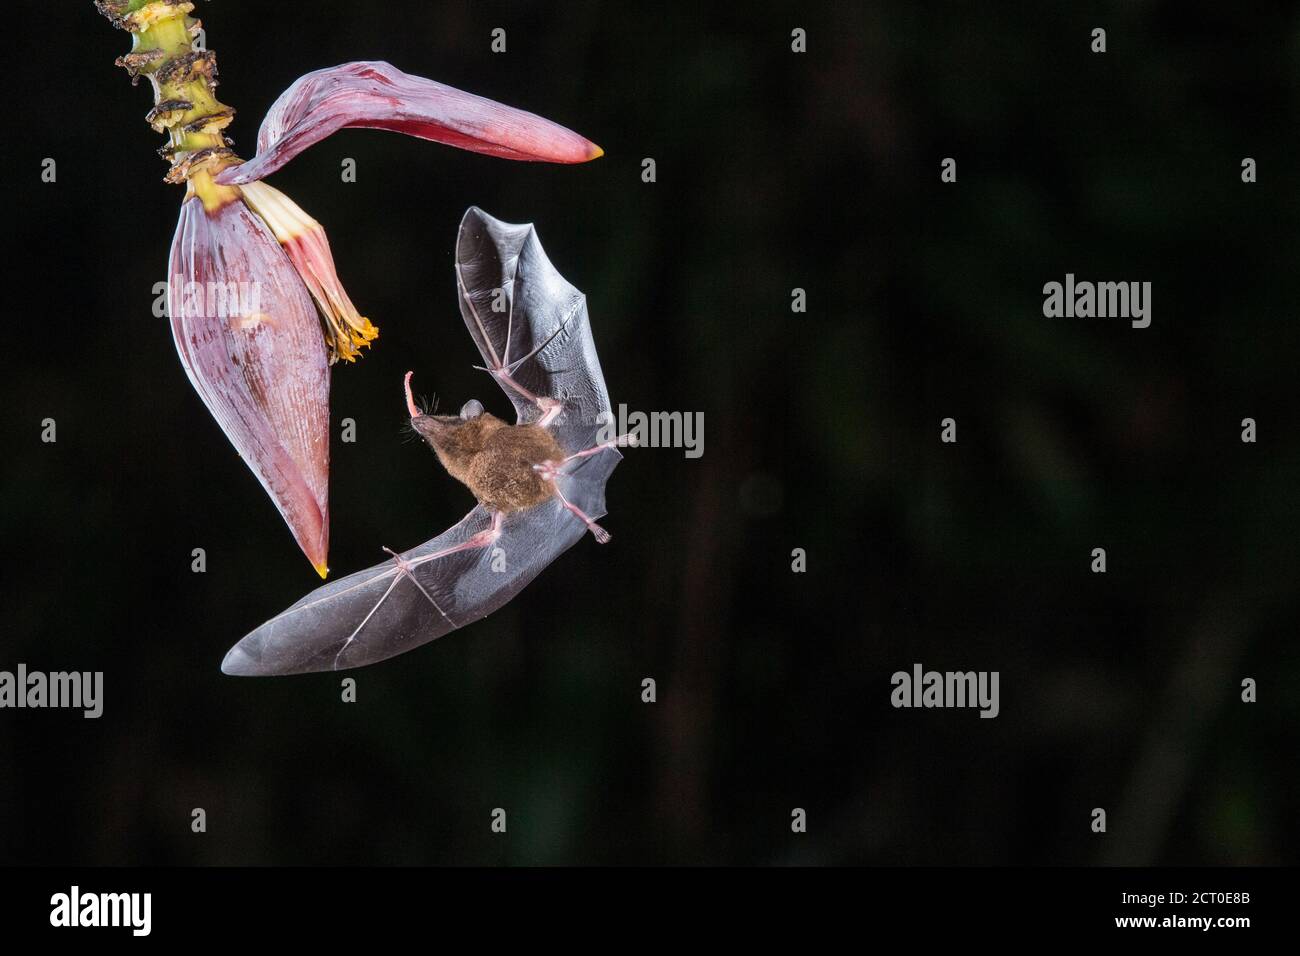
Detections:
[558, 496, 611, 543]
[402, 512, 505, 576]
[536, 463, 612, 543]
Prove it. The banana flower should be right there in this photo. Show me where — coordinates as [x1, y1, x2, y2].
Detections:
[96, 1, 602, 576]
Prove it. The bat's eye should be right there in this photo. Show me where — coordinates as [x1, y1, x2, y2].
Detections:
[459, 399, 485, 421]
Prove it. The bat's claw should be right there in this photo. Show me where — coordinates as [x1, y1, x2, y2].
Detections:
[382, 545, 415, 574]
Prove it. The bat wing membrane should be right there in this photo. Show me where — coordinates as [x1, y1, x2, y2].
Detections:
[455, 207, 614, 453]
[223, 501, 594, 675]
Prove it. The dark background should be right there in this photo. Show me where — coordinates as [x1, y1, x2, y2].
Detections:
[1, 0, 1297, 865]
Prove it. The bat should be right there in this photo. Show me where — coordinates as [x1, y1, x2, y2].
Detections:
[221, 207, 632, 676]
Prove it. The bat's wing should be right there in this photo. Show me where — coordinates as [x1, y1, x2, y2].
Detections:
[221, 426, 618, 677]
[222, 208, 620, 676]
[224, 493, 597, 675]
[455, 207, 613, 454]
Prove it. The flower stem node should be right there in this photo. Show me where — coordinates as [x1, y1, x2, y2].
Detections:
[96, 1, 194, 33]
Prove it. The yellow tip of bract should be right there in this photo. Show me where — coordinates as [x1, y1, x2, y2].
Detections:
[314, 562, 329, 579]
[589, 143, 605, 160]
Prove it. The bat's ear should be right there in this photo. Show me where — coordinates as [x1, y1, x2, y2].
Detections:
[459, 399, 485, 420]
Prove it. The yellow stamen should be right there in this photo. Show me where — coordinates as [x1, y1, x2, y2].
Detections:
[238, 181, 379, 363]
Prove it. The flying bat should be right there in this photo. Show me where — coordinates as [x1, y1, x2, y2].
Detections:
[221, 207, 632, 676]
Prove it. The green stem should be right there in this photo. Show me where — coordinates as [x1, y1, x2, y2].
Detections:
[96, 0, 241, 207]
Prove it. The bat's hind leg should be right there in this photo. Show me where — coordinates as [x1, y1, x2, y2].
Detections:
[533, 464, 611, 543]
[556, 490, 611, 543]
[532, 435, 635, 543]
[407, 512, 505, 569]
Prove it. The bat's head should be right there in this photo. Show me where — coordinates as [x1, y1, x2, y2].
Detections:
[410, 397, 506, 485]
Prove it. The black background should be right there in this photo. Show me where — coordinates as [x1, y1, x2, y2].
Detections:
[1, 0, 1297, 866]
